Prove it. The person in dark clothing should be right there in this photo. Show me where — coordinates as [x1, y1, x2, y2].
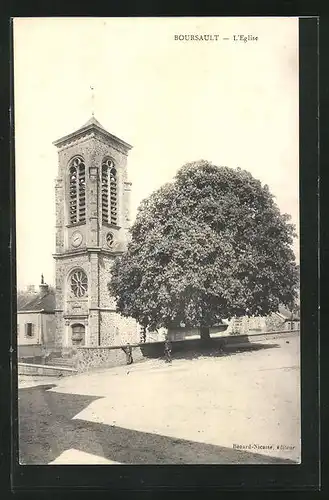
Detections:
[164, 338, 172, 363]
[125, 343, 133, 365]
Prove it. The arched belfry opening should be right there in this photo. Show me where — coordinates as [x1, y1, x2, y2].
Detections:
[101, 158, 118, 225]
[68, 156, 86, 224]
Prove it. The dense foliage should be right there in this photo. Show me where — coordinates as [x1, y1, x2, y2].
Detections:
[109, 161, 298, 338]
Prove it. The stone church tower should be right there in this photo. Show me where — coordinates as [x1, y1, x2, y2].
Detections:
[53, 117, 139, 348]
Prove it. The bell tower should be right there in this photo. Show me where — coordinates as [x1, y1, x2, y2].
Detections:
[53, 117, 138, 348]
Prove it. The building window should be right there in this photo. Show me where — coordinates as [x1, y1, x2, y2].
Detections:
[69, 156, 86, 224]
[25, 323, 34, 337]
[70, 270, 88, 298]
[101, 159, 117, 225]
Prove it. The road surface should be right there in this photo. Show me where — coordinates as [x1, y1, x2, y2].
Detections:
[18, 334, 300, 465]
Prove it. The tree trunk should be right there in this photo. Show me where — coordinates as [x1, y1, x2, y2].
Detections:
[200, 326, 211, 342]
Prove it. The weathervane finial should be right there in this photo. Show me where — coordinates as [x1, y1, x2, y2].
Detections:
[90, 85, 95, 117]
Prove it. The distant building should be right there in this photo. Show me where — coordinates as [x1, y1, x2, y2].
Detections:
[271, 305, 300, 331]
[161, 306, 300, 341]
[17, 275, 56, 359]
[225, 306, 300, 335]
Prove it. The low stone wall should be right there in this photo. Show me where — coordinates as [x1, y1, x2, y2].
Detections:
[18, 344, 43, 359]
[75, 345, 145, 372]
[246, 330, 300, 343]
[18, 362, 77, 377]
[57, 329, 299, 373]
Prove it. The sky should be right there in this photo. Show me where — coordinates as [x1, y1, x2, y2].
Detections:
[13, 17, 299, 290]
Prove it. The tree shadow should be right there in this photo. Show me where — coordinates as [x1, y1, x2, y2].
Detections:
[171, 341, 280, 361]
[18, 383, 297, 465]
[140, 335, 281, 361]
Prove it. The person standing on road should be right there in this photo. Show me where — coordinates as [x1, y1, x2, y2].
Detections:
[164, 337, 172, 363]
[125, 343, 133, 365]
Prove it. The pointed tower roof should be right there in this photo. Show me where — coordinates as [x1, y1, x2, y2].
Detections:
[53, 116, 132, 152]
[79, 115, 107, 131]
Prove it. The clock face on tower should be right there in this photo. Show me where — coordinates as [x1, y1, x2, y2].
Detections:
[71, 231, 83, 248]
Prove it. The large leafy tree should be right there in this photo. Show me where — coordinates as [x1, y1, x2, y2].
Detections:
[109, 161, 299, 340]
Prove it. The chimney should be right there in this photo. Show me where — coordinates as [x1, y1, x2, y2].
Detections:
[39, 273, 49, 297]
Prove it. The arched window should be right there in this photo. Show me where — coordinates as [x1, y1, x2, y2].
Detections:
[101, 158, 117, 225]
[70, 269, 88, 298]
[69, 157, 86, 224]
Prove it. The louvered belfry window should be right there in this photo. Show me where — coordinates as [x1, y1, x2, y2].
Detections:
[101, 159, 117, 225]
[69, 157, 86, 224]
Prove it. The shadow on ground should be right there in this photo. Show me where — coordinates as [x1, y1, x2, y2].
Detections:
[140, 334, 282, 362]
[18, 383, 295, 465]
[170, 341, 280, 361]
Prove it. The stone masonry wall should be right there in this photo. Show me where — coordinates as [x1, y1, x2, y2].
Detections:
[225, 315, 287, 335]
[75, 346, 144, 372]
[72, 329, 299, 373]
[98, 254, 116, 309]
[100, 311, 139, 345]
[55, 311, 64, 348]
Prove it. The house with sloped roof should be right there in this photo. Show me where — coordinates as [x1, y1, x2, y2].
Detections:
[17, 275, 56, 359]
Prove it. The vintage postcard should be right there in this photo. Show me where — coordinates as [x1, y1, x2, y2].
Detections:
[14, 17, 301, 469]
